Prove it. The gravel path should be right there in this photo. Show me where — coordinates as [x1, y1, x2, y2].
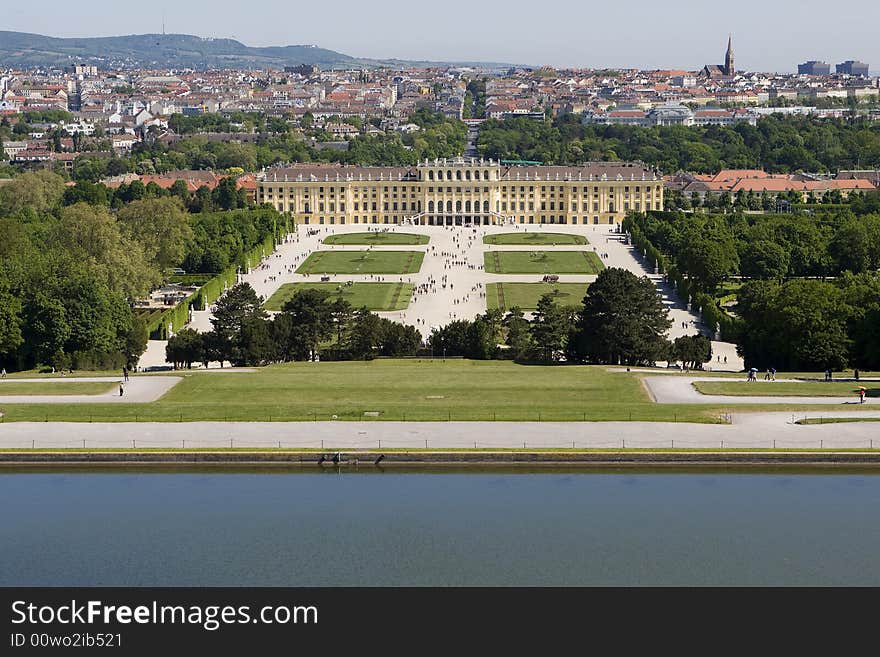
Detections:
[0, 416, 878, 450]
[643, 375, 875, 406]
[0, 377, 181, 404]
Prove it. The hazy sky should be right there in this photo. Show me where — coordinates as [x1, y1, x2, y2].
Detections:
[5, 0, 878, 72]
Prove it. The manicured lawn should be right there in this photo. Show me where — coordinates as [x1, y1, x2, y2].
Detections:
[693, 381, 878, 397]
[486, 283, 589, 311]
[296, 250, 424, 274]
[264, 282, 413, 311]
[0, 361, 724, 423]
[322, 232, 429, 246]
[483, 232, 588, 246]
[0, 382, 116, 396]
[484, 250, 604, 274]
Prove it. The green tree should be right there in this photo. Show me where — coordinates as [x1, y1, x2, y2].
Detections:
[738, 239, 790, 280]
[166, 327, 203, 369]
[378, 320, 421, 356]
[829, 218, 871, 273]
[210, 283, 268, 365]
[530, 293, 573, 362]
[0, 277, 23, 361]
[737, 279, 851, 370]
[124, 313, 149, 368]
[672, 334, 713, 369]
[348, 307, 383, 359]
[56, 203, 161, 300]
[568, 268, 672, 365]
[678, 232, 739, 294]
[0, 170, 66, 218]
[240, 316, 273, 366]
[278, 289, 334, 361]
[117, 197, 193, 270]
[503, 307, 532, 360]
[466, 314, 498, 360]
[212, 176, 245, 211]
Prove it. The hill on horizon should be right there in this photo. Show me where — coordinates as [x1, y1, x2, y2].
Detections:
[0, 31, 517, 70]
[0, 31, 357, 69]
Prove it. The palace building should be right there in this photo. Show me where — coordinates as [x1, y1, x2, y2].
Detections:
[256, 159, 663, 226]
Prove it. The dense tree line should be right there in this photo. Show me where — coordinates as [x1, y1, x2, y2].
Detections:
[183, 208, 282, 274]
[55, 110, 467, 181]
[463, 79, 487, 119]
[626, 203, 880, 289]
[0, 171, 285, 372]
[167, 111, 287, 135]
[624, 206, 880, 370]
[737, 275, 880, 370]
[166, 284, 423, 367]
[61, 173, 249, 213]
[426, 268, 704, 367]
[477, 114, 880, 173]
[0, 110, 75, 141]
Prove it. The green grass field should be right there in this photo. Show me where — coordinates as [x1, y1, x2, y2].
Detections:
[484, 250, 604, 274]
[693, 381, 878, 397]
[483, 232, 588, 246]
[264, 282, 413, 311]
[486, 283, 589, 311]
[296, 250, 424, 274]
[0, 382, 116, 396]
[322, 232, 429, 246]
[0, 361, 728, 423]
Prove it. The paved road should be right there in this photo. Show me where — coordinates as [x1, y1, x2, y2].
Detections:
[0, 416, 878, 450]
[644, 375, 876, 406]
[0, 377, 181, 404]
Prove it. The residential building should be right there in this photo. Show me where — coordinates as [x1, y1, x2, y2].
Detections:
[798, 61, 831, 75]
[836, 61, 870, 76]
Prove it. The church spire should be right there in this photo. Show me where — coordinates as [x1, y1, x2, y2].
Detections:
[725, 34, 734, 76]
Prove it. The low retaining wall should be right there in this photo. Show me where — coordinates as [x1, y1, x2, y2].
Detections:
[3, 450, 880, 468]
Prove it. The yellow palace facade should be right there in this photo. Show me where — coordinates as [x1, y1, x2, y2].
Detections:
[256, 158, 663, 226]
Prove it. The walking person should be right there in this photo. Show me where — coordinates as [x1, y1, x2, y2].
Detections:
[119, 383, 124, 397]
[1, 367, 5, 378]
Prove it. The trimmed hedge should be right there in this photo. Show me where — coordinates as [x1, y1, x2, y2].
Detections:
[143, 297, 193, 340]
[626, 217, 741, 342]
[157, 232, 278, 331]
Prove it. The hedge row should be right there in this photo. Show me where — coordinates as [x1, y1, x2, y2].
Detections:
[628, 223, 667, 274]
[161, 232, 277, 328]
[144, 297, 193, 340]
[625, 219, 741, 342]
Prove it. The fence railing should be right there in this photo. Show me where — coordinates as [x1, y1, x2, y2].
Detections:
[2, 437, 876, 450]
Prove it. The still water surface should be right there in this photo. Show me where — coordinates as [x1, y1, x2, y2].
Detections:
[2, 470, 879, 586]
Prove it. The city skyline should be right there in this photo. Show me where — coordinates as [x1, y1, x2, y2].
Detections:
[3, 0, 877, 73]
